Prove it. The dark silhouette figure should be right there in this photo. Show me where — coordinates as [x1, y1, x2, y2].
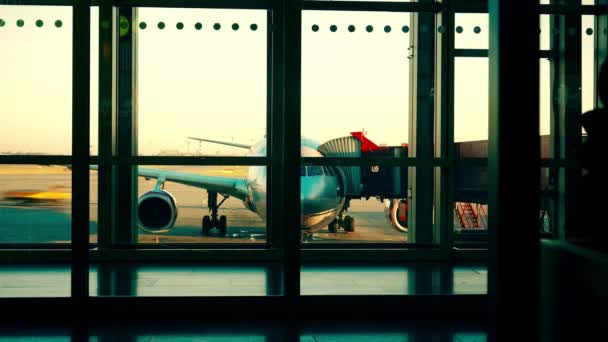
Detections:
[578, 59, 607, 251]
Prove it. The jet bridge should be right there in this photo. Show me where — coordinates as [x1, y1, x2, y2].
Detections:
[317, 133, 408, 200]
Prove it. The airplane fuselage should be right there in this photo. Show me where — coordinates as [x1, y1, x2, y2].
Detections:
[242, 138, 345, 233]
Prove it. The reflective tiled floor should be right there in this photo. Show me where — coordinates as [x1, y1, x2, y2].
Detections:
[0, 323, 487, 341]
[0, 263, 486, 297]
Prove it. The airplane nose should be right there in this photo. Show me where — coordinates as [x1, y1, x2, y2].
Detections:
[300, 177, 340, 216]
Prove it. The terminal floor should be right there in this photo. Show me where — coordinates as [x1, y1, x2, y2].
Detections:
[0, 263, 487, 297]
[0, 321, 487, 341]
[0, 263, 487, 340]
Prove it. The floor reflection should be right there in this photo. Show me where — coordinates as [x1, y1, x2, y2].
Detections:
[0, 263, 486, 298]
[0, 325, 487, 342]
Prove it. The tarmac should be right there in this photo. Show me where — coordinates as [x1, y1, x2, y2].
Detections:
[0, 165, 409, 244]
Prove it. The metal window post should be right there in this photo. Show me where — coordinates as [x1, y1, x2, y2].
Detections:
[434, 0, 455, 256]
[72, 0, 91, 307]
[488, 1, 540, 341]
[552, 3, 581, 241]
[408, 0, 436, 245]
[596, 1, 608, 104]
[114, 6, 138, 246]
[98, 0, 117, 249]
[283, 0, 302, 302]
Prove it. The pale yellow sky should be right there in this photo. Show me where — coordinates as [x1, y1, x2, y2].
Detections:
[0, 6, 599, 155]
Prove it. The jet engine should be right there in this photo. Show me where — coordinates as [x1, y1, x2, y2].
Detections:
[384, 198, 408, 233]
[137, 190, 178, 234]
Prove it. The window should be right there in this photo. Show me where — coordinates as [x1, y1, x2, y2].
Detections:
[1, 0, 603, 304]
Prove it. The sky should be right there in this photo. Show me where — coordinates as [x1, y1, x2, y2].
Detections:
[0, 5, 600, 156]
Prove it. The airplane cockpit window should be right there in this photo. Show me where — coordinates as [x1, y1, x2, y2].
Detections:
[322, 166, 335, 177]
[307, 166, 324, 177]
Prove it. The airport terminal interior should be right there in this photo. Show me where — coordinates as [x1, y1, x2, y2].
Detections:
[0, 0, 607, 341]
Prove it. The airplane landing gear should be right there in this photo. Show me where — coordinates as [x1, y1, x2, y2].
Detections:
[327, 199, 356, 233]
[342, 215, 355, 232]
[201, 191, 229, 237]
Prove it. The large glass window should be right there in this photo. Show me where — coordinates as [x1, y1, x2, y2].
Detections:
[136, 8, 267, 157]
[0, 5, 98, 245]
[3, 0, 604, 304]
[0, 5, 72, 155]
[300, 10, 417, 245]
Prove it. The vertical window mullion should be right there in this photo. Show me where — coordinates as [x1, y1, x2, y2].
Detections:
[71, 0, 91, 302]
[283, 0, 301, 299]
[408, 1, 436, 246]
[114, 6, 138, 246]
[98, 0, 116, 250]
[434, 0, 455, 258]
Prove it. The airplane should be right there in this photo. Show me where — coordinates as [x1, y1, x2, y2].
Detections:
[133, 133, 408, 237]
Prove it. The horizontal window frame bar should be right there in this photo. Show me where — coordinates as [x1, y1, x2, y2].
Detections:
[301, 157, 448, 167]
[540, 4, 608, 15]
[0, 155, 72, 164]
[106, 156, 269, 166]
[0, 248, 488, 263]
[302, 1, 439, 13]
[302, 157, 494, 167]
[454, 51, 552, 59]
[301, 248, 447, 262]
[453, 4, 608, 15]
[0, 244, 71, 249]
[116, 243, 271, 249]
[114, 0, 270, 10]
[0, 296, 488, 321]
[451, 247, 487, 261]
[0, 156, 574, 168]
[540, 158, 579, 168]
[4, 1, 607, 15]
[0, 0, 78, 6]
[302, 243, 437, 249]
[453, 49, 487, 58]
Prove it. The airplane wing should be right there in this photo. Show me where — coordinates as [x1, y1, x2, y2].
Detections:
[187, 136, 252, 149]
[138, 167, 249, 201]
[91, 166, 249, 201]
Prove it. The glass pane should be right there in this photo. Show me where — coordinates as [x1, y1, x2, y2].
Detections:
[582, 15, 595, 113]
[454, 13, 488, 50]
[540, 167, 556, 235]
[310, 0, 412, 2]
[0, 5, 72, 155]
[90, 6, 99, 156]
[90, 263, 281, 297]
[453, 265, 487, 295]
[0, 165, 71, 243]
[540, 58, 551, 145]
[300, 164, 415, 244]
[0, 265, 70, 298]
[136, 8, 267, 156]
[453, 165, 488, 240]
[135, 165, 266, 244]
[301, 264, 411, 295]
[302, 11, 411, 146]
[540, 14, 550, 51]
[454, 57, 488, 149]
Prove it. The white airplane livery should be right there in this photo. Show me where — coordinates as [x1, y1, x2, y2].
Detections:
[135, 134, 408, 237]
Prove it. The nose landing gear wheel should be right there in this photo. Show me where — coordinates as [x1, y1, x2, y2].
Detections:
[218, 215, 227, 237]
[201, 191, 230, 237]
[342, 215, 355, 232]
[328, 219, 339, 233]
[202, 215, 211, 235]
